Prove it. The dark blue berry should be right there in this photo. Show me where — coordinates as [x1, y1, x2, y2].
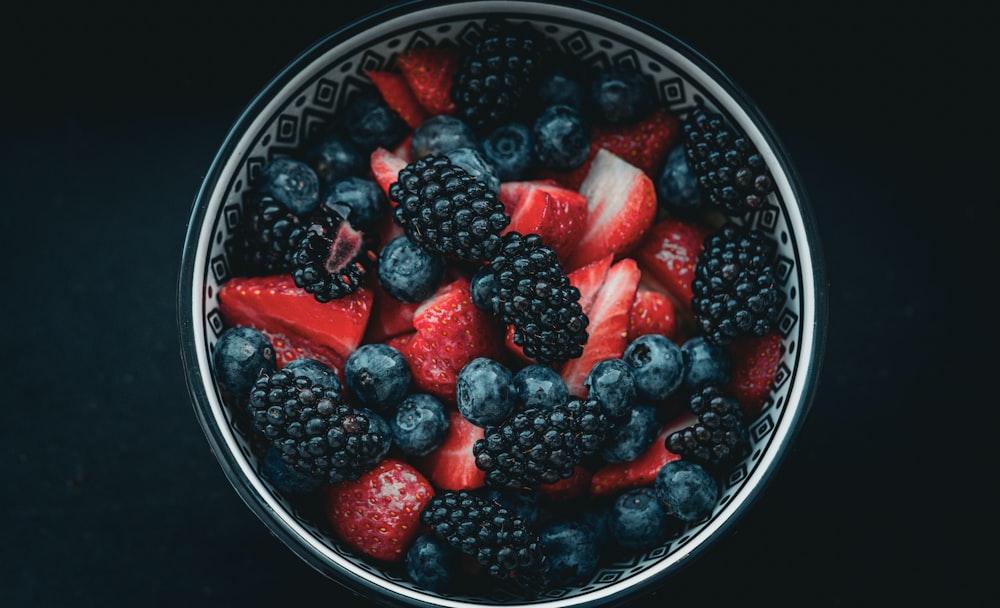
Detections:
[377, 235, 446, 303]
[589, 66, 654, 124]
[512, 364, 569, 410]
[343, 343, 411, 412]
[342, 92, 409, 154]
[485, 488, 540, 527]
[481, 122, 534, 181]
[584, 358, 637, 419]
[283, 357, 342, 395]
[455, 357, 517, 427]
[654, 459, 719, 522]
[405, 533, 456, 593]
[410, 114, 478, 159]
[320, 176, 387, 231]
[607, 487, 675, 551]
[623, 334, 686, 403]
[532, 69, 586, 112]
[358, 406, 393, 462]
[257, 157, 321, 215]
[390, 393, 449, 457]
[656, 144, 704, 215]
[533, 104, 591, 172]
[212, 326, 276, 396]
[538, 519, 600, 586]
[444, 146, 501, 196]
[303, 131, 366, 184]
[261, 447, 322, 495]
[470, 264, 500, 312]
[600, 404, 659, 463]
[681, 336, 732, 390]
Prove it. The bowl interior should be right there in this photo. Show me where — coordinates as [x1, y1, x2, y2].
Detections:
[179, 1, 824, 606]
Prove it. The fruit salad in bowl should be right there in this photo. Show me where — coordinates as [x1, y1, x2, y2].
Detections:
[178, 1, 826, 606]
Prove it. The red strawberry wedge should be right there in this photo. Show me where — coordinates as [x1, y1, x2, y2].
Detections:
[370, 147, 409, 199]
[322, 458, 435, 563]
[500, 180, 588, 264]
[365, 70, 429, 129]
[394, 46, 460, 116]
[627, 288, 677, 342]
[415, 409, 486, 491]
[567, 149, 657, 271]
[727, 331, 784, 418]
[589, 412, 695, 498]
[634, 216, 713, 311]
[217, 274, 373, 372]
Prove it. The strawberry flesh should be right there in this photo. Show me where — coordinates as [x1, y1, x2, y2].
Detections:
[634, 216, 713, 310]
[589, 412, 695, 498]
[415, 409, 486, 491]
[727, 331, 784, 418]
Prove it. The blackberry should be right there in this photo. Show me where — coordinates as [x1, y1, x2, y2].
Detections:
[233, 191, 302, 275]
[665, 385, 749, 470]
[473, 397, 606, 490]
[691, 221, 785, 346]
[388, 154, 509, 262]
[288, 201, 378, 302]
[682, 105, 774, 214]
[480, 232, 588, 364]
[248, 369, 391, 484]
[451, 19, 545, 133]
[420, 490, 549, 592]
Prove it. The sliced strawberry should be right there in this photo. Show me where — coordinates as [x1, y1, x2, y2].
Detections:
[560, 257, 641, 398]
[363, 280, 421, 343]
[627, 288, 677, 342]
[538, 465, 592, 502]
[500, 180, 588, 264]
[365, 70, 429, 129]
[394, 46, 460, 116]
[566, 149, 657, 271]
[217, 275, 373, 372]
[727, 331, 784, 419]
[370, 147, 408, 199]
[415, 409, 486, 491]
[634, 216, 713, 311]
[322, 458, 435, 562]
[589, 412, 695, 498]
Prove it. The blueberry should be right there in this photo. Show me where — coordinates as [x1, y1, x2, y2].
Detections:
[405, 533, 456, 593]
[283, 357, 342, 395]
[321, 176, 387, 231]
[256, 157, 321, 215]
[485, 488, 540, 527]
[410, 114, 478, 159]
[261, 448, 322, 495]
[589, 66, 654, 124]
[470, 265, 499, 312]
[481, 122, 534, 181]
[607, 487, 675, 551]
[584, 358, 637, 419]
[212, 326, 276, 396]
[538, 519, 601, 586]
[390, 393, 449, 457]
[455, 357, 517, 427]
[623, 334, 687, 403]
[512, 364, 568, 409]
[303, 131, 366, 184]
[681, 336, 732, 390]
[654, 459, 719, 523]
[600, 404, 659, 463]
[532, 69, 586, 112]
[377, 235, 445, 303]
[444, 146, 501, 196]
[342, 91, 409, 153]
[533, 104, 591, 172]
[343, 343, 411, 412]
[656, 144, 704, 215]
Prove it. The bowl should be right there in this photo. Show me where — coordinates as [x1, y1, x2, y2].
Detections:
[178, 1, 827, 606]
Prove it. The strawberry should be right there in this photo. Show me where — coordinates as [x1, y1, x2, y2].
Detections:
[727, 331, 784, 418]
[415, 409, 486, 491]
[538, 465, 592, 502]
[365, 70, 429, 129]
[566, 149, 657, 271]
[627, 288, 677, 342]
[500, 180, 588, 264]
[634, 216, 713, 311]
[217, 274, 373, 371]
[589, 412, 695, 498]
[363, 280, 421, 343]
[394, 46, 460, 116]
[396, 277, 505, 402]
[560, 257, 641, 398]
[322, 458, 435, 562]
[370, 146, 408, 199]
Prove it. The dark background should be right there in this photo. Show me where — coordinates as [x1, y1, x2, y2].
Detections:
[3, 0, 992, 605]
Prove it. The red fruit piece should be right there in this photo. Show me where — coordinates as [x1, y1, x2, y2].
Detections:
[566, 149, 657, 271]
[727, 331, 784, 418]
[394, 46, 460, 116]
[560, 257, 641, 398]
[627, 288, 677, 342]
[322, 458, 435, 563]
[363, 281, 421, 344]
[500, 180, 588, 264]
[370, 147, 408, 199]
[538, 465, 592, 502]
[634, 216, 713, 311]
[415, 409, 486, 491]
[589, 412, 695, 498]
[365, 70, 429, 129]
[217, 274, 373, 371]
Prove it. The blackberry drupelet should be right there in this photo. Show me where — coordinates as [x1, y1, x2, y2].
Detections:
[388, 154, 509, 262]
[233, 191, 302, 275]
[473, 397, 607, 490]
[479, 232, 588, 364]
[420, 490, 549, 592]
[288, 201, 378, 302]
[665, 385, 749, 471]
[691, 221, 785, 346]
[451, 18, 545, 133]
[248, 369, 392, 484]
[682, 105, 774, 214]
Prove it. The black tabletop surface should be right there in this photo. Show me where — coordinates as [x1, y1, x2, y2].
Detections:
[4, 1, 991, 605]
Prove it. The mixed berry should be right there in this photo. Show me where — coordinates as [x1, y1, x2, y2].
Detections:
[211, 17, 787, 598]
